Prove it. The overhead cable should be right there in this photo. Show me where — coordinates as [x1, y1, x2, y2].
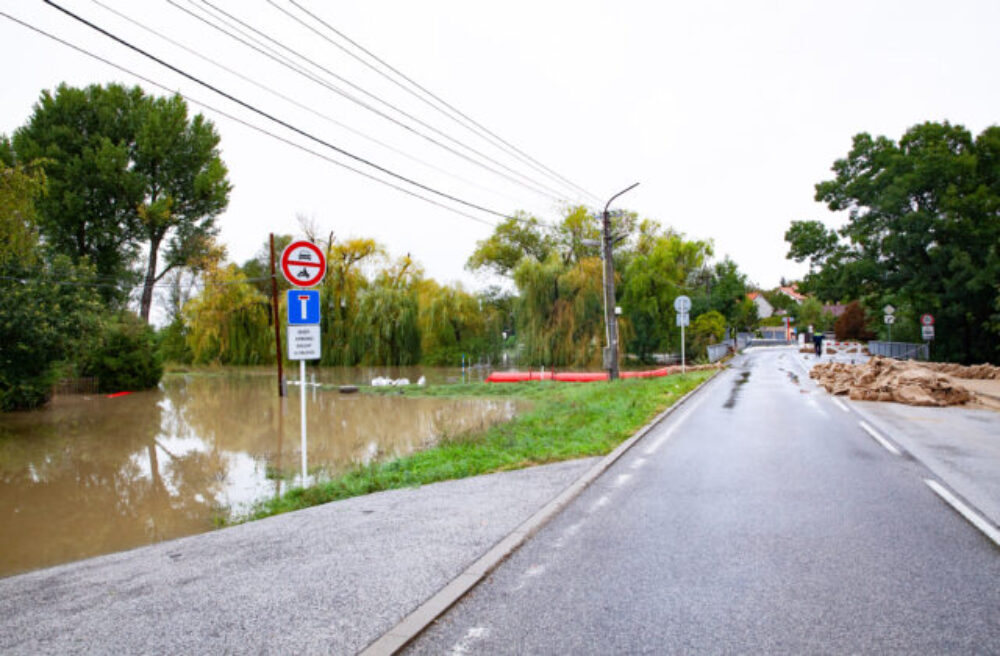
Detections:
[282, 0, 603, 205]
[40, 0, 515, 223]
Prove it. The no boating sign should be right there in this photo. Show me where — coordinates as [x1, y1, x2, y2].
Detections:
[280, 240, 326, 287]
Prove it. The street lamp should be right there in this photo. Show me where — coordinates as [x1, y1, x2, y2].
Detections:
[602, 182, 639, 381]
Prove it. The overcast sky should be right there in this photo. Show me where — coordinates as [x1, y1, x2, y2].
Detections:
[3, 0, 999, 312]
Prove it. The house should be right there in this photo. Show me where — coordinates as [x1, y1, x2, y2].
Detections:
[777, 285, 807, 305]
[823, 303, 848, 318]
[747, 292, 774, 319]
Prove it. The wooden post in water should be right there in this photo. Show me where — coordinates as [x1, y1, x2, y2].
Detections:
[270, 233, 284, 397]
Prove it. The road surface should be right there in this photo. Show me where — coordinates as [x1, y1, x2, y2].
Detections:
[405, 348, 1000, 654]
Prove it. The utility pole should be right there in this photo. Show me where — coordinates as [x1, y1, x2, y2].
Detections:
[602, 182, 640, 381]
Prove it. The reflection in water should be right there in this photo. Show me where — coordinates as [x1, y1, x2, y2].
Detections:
[0, 371, 519, 577]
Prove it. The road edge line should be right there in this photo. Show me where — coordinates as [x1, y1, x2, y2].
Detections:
[858, 421, 901, 456]
[358, 368, 726, 656]
[924, 479, 1000, 547]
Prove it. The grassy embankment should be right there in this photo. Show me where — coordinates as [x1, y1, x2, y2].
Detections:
[244, 370, 715, 522]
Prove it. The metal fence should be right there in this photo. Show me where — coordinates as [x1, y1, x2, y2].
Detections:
[706, 343, 730, 363]
[867, 341, 929, 361]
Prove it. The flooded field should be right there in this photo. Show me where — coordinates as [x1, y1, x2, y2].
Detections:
[0, 368, 517, 578]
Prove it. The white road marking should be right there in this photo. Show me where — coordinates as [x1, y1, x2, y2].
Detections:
[450, 627, 489, 655]
[630, 457, 647, 470]
[858, 421, 901, 456]
[925, 479, 1000, 547]
[832, 398, 850, 413]
[589, 495, 610, 513]
[805, 397, 829, 418]
[613, 473, 633, 487]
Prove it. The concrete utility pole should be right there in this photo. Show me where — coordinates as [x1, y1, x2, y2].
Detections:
[602, 182, 640, 381]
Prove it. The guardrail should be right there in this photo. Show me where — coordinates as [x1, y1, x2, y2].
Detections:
[706, 343, 730, 363]
[868, 341, 929, 361]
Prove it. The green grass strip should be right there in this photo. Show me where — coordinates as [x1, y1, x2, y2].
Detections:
[242, 371, 714, 522]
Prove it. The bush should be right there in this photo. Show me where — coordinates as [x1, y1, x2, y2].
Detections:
[157, 318, 192, 364]
[83, 312, 163, 392]
[834, 301, 875, 341]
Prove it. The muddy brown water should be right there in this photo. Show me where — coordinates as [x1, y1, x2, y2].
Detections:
[0, 368, 518, 578]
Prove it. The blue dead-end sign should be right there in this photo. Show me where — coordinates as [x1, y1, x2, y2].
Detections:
[287, 289, 320, 325]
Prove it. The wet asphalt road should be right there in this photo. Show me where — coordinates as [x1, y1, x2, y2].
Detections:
[405, 348, 1000, 654]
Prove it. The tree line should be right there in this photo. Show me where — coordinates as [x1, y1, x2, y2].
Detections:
[2, 82, 759, 410]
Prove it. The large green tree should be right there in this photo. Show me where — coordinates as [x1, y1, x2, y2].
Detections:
[12, 83, 231, 320]
[786, 121, 1000, 363]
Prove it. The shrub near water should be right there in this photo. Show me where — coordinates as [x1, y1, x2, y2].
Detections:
[82, 312, 163, 393]
[246, 371, 714, 521]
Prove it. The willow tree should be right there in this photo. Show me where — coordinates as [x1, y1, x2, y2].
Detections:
[319, 237, 382, 365]
[183, 262, 272, 365]
[355, 254, 421, 365]
[418, 281, 495, 365]
[513, 254, 608, 368]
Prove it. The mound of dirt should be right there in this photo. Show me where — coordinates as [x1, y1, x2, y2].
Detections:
[810, 356, 973, 407]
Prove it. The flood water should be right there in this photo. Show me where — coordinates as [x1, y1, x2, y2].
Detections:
[0, 367, 518, 578]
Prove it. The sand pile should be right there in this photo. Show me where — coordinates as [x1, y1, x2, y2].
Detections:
[810, 356, 973, 407]
[921, 362, 999, 380]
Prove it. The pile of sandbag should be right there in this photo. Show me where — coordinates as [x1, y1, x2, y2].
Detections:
[810, 356, 972, 407]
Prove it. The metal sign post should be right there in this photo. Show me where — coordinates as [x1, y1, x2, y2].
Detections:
[883, 305, 896, 342]
[282, 243, 326, 486]
[674, 296, 691, 374]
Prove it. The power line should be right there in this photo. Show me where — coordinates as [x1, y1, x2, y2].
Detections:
[41, 0, 518, 223]
[171, 0, 570, 204]
[2, 9, 499, 231]
[282, 0, 603, 206]
[86, 0, 530, 208]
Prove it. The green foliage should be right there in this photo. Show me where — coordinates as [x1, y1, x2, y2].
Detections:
[183, 262, 274, 365]
[11, 83, 231, 317]
[466, 211, 555, 277]
[0, 255, 102, 411]
[689, 310, 726, 357]
[82, 312, 163, 392]
[787, 121, 1000, 362]
[157, 318, 192, 364]
[793, 296, 835, 333]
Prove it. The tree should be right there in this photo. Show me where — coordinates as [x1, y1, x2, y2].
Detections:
[466, 212, 554, 278]
[689, 310, 726, 359]
[1, 156, 104, 410]
[786, 121, 1000, 363]
[12, 83, 231, 320]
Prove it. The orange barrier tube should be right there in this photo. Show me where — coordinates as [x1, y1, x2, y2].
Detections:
[486, 367, 674, 383]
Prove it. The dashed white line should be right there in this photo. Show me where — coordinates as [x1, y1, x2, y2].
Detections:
[859, 421, 901, 456]
[450, 627, 489, 655]
[629, 457, 647, 470]
[832, 398, 850, 413]
[613, 473, 633, 487]
[589, 495, 610, 513]
[925, 479, 1000, 547]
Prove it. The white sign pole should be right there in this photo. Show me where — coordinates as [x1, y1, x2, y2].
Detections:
[300, 359, 307, 484]
[681, 324, 686, 375]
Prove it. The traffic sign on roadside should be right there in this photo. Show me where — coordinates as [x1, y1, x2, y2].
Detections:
[921, 313, 935, 326]
[883, 304, 895, 315]
[922, 325, 935, 340]
[280, 241, 326, 287]
[287, 289, 320, 325]
[674, 295, 692, 313]
[884, 314, 895, 325]
[676, 313, 690, 327]
[288, 325, 321, 360]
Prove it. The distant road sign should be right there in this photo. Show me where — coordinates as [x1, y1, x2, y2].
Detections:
[884, 315, 895, 325]
[674, 295, 691, 313]
[676, 313, 690, 327]
[920, 313, 935, 326]
[922, 325, 935, 341]
[287, 289, 320, 325]
[281, 241, 326, 287]
[883, 304, 895, 315]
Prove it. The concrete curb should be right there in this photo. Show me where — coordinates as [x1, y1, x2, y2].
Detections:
[358, 369, 726, 655]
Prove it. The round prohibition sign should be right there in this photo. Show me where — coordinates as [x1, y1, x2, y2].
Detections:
[280, 240, 326, 287]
